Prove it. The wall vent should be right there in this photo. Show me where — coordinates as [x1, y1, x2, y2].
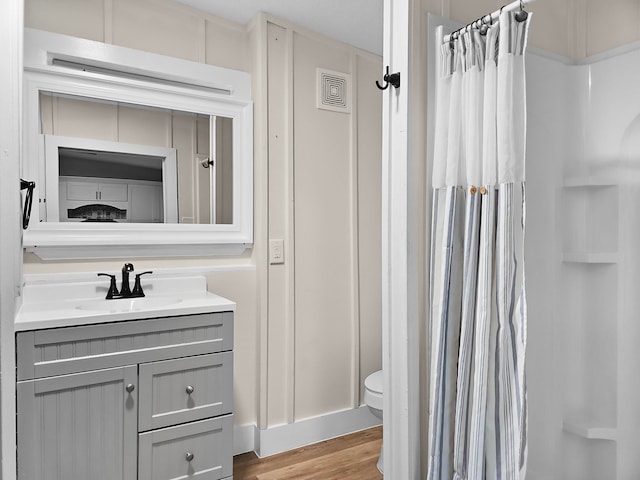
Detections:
[316, 68, 352, 114]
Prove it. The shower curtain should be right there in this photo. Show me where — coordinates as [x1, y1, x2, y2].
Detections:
[427, 12, 531, 480]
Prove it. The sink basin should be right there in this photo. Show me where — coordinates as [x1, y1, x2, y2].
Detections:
[75, 297, 183, 313]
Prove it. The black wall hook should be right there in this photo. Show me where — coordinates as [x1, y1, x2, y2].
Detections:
[20, 179, 35, 230]
[376, 66, 401, 90]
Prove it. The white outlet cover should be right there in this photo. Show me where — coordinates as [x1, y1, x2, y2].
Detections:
[269, 239, 284, 264]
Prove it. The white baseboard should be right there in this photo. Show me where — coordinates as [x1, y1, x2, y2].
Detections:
[233, 405, 381, 457]
[233, 423, 257, 455]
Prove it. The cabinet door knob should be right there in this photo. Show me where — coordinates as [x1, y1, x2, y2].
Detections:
[185, 385, 195, 395]
[185, 452, 194, 462]
[126, 383, 135, 393]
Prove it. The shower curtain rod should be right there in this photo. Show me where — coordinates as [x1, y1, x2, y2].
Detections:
[443, 0, 535, 42]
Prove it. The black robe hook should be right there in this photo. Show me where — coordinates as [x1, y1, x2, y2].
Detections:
[376, 66, 401, 90]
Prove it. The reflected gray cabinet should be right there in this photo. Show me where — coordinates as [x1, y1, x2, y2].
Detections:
[59, 177, 164, 223]
[65, 179, 129, 202]
[16, 312, 234, 480]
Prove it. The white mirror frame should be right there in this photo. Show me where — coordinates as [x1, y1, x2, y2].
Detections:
[22, 28, 253, 259]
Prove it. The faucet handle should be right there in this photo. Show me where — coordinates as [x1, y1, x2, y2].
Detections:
[132, 271, 153, 297]
[97, 273, 119, 299]
[123, 263, 134, 272]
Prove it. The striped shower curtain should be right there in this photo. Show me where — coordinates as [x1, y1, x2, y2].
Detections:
[427, 12, 531, 480]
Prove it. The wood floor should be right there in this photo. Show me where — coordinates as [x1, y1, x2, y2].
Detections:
[233, 426, 383, 480]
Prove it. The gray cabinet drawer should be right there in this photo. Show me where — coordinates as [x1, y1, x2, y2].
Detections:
[138, 351, 233, 431]
[17, 312, 233, 380]
[138, 414, 233, 480]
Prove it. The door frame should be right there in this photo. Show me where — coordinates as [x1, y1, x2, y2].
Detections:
[381, 0, 421, 478]
[0, 0, 23, 478]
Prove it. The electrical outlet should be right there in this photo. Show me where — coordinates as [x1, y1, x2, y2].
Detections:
[269, 239, 284, 264]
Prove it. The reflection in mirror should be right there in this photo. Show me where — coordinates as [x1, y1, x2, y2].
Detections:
[58, 147, 165, 223]
[39, 92, 233, 224]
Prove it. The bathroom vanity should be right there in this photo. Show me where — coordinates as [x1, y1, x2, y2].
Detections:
[14, 275, 234, 480]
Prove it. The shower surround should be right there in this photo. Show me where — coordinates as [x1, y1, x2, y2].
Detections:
[525, 36, 640, 480]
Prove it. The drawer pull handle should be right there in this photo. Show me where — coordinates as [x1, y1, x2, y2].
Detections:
[125, 383, 135, 393]
[185, 452, 194, 462]
[185, 385, 195, 395]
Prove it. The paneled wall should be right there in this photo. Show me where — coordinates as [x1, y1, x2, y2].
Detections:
[23, 0, 382, 437]
[24, 0, 248, 69]
[253, 16, 382, 427]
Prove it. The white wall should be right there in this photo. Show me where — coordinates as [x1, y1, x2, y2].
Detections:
[523, 50, 568, 480]
[521, 44, 640, 480]
[558, 45, 640, 480]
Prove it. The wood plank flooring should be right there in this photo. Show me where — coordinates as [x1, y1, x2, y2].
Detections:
[233, 426, 383, 480]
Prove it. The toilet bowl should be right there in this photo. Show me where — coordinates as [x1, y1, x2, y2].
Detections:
[364, 369, 383, 473]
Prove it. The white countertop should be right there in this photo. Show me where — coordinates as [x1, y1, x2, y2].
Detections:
[15, 274, 235, 331]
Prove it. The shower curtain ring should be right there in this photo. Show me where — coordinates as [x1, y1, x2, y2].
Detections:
[479, 14, 490, 35]
[515, 0, 529, 22]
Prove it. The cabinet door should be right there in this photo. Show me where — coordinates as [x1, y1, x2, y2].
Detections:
[99, 182, 128, 201]
[17, 366, 138, 480]
[66, 181, 99, 201]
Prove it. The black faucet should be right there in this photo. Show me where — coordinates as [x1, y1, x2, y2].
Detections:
[97, 273, 119, 299]
[120, 263, 134, 297]
[97, 263, 153, 300]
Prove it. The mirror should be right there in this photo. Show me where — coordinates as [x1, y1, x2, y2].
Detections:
[40, 92, 233, 225]
[22, 28, 253, 258]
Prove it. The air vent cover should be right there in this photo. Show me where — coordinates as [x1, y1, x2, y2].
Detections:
[317, 68, 352, 114]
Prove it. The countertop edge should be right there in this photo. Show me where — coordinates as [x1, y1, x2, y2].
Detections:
[15, 302, 236, 332]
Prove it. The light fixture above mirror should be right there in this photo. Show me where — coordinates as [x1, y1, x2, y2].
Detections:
[22, 28, 253, 259]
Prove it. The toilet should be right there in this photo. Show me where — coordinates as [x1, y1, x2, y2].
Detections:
[364, 369, 383, 473]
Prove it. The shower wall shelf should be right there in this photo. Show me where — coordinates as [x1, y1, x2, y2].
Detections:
[559, 170, 620, 479]
[561, 176, 619, 263]
[562, 421, 618, 441]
